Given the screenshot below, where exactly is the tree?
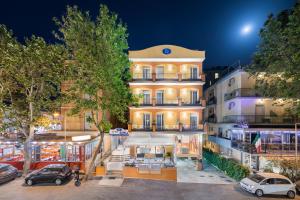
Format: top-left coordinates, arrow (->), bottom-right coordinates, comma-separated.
247,3 -> 300,115
55,5 -> 135,180
0,25 -> 67,174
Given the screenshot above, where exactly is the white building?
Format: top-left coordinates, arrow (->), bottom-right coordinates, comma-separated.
204,68 -> 299,170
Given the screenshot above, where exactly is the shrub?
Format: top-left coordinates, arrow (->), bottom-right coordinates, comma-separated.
203,148 -> 250,181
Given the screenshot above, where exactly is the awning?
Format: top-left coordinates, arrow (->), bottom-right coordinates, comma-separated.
123,133 -> 175,147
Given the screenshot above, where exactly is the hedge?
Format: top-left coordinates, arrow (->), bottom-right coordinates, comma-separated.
203,148 -> 250,181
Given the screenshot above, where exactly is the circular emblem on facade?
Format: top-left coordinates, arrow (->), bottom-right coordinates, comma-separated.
162,48 -> 171,55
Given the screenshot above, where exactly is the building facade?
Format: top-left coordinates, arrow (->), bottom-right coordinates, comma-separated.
204,68 -> 300,170
128,45 -> 206,160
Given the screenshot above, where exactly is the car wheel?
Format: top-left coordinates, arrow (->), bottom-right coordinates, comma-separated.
55,178 -> 62,185
255,189 -> 263,197
287,190 -> 295,199
26,179 -> 33,186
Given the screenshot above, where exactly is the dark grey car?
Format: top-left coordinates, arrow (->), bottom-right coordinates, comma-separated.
0,164 -> 18,184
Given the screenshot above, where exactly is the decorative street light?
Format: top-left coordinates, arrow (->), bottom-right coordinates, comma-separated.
295,123 -> 300,175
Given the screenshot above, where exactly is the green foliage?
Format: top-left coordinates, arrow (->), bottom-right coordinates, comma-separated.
55,4 -> 135,134
247,3 -> 300,115
0,24 -> 68,136
203,148 -> 250,181
270,159 -> 299,182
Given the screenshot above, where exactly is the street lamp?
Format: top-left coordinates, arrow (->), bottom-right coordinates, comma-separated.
295,123 -> 300,175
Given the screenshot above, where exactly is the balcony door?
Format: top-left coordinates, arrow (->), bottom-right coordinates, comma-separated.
143,113 -> 151,130
156,66 -> 164,79
143,90 -> 150,105
190,90 -> 198,104
156,113 -> 164,130
255,104 -> 265,123
190,67 -> 198,79
156,90 -> 164,105
190,113 -> 198,130
142,67 -> 151,79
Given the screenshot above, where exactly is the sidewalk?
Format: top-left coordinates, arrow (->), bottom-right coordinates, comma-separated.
176,159 -> 236,184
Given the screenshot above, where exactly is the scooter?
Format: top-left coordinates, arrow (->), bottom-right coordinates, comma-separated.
74,168 -> 81,187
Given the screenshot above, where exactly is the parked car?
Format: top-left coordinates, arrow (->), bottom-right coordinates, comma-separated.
0,163 -> 18,184
25,164 -> 72,186
240,173 -> 296,199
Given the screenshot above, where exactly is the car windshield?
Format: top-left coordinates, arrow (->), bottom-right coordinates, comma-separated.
0,165 -> 9,173
248,174 -> 265,183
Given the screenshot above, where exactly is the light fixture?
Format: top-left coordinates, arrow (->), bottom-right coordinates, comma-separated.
168,64 -> 173,71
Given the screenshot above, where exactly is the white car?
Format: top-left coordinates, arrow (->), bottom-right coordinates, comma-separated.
240,173 -> 296,199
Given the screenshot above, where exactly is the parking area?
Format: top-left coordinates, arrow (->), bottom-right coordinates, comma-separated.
177,159 -> 236,184
0,177 -> 299,200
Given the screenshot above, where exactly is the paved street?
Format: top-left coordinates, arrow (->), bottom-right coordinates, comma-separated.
0,178 -> 299,200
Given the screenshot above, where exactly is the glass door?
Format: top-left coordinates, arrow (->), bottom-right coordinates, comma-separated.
143,90 -> 150,105
156,66 -> 164,79
190,90 -> 198,104
143,113 -> 151,130
156,113 -> 164,130
190,67 -> 198,80
190,114 -> 198,130
142,67 -> 151,79
156,90 -> 164,105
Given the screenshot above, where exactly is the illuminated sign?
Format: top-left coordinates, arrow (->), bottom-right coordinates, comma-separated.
162,48 -> 171,55
72,135 -> 91,142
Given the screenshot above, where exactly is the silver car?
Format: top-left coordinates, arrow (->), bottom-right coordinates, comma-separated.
240,173 -> 296,199
0,163 -> 18,184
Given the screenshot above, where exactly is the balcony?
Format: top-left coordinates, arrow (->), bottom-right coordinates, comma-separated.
129,123 -> 204,132
223,115 -> 300,124
132,124 -> 152,131
208,135 -> 231,149
156,125 -> 179,131
137,98 -> 204,107
206,115 -> 217,123
224,88 -> 261,101
231,140 -> 300,154
131,72 -> 205,82
207,96 -> 216,105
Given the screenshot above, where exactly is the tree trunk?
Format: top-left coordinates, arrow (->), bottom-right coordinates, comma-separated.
22,125 -> 34,176
84,131 -> 105,181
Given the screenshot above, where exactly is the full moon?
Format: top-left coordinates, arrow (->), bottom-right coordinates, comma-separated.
241,24 -> 252,35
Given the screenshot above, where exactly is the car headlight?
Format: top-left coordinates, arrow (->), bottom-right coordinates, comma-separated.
250,185 -> 255,189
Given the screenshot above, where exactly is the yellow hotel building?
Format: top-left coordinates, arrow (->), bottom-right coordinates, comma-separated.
128,45 -> 206,158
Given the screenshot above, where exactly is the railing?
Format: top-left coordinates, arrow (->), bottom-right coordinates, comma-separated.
182,124 -> 203,131
132,73 -> 152,80
181,100 -> 202,106
231,140 -> 300,154
140,100 -> 152,106
156,73 -> 178,80
207,96 -> 217,105
131,72 -> 205,82
181,73 -> 201,80
132,124 -> 152,131
156,99 -> 179,106
224,88 -> 261,101
223,115 -> 300,124
206,115 -> 217,123
156,125 -> 179,131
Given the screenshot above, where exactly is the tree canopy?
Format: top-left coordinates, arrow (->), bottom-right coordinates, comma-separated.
55,4 -> 135,179
248,3 -> 300,115
0,24 -> 68,173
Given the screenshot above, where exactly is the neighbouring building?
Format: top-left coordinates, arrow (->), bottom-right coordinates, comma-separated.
127,45 -> 206,164
204,67 -> 300,171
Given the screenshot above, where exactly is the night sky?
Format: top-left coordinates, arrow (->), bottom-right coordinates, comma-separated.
0,0 -> 296,67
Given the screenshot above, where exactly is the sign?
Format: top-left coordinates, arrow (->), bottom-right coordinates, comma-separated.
109,128 -> 129,136
72,135 -> 91,142
162,48 -> 171,55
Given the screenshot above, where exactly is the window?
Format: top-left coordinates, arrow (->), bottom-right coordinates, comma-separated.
228,77 -> 235,86
261,178 -> 275,185
248,174 -> 265,183
215,73 -> 219,79
275,178 -> 291,184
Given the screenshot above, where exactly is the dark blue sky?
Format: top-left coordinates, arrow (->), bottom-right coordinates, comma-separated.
0,0 -> 296,67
